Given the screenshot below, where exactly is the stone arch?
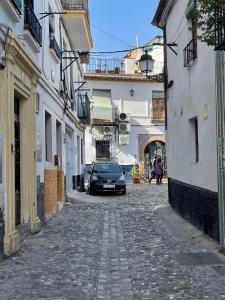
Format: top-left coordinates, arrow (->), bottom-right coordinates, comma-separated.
139,135 -> 165,174
139,135 -> 165,162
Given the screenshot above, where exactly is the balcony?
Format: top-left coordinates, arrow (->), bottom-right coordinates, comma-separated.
183,39 -> 197,67
84,59 -> 125,74
60,0 -> 93,51
24,0 -> 42,46
77,93 -> 90,123
49,36 -> 61,60
10,0 -> 22,14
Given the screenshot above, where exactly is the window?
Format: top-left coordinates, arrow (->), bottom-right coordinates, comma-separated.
81,139 -> 84,164
48,6 -> 55,36
189,117 -> 199,163
36,93 -> 40,113
96,140 -> 111,160
184,4 -> 197,67
152,91 -> 165,122
191,18 -> 197,61
56,121 -> 62,164
45,111 -> 52,162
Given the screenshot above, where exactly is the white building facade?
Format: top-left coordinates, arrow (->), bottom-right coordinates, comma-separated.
84,38 -> 165,180
153,0 -> 219,240
0,0 -> 92,255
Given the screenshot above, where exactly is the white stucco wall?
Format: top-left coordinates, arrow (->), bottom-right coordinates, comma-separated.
85,78 -> 165,165
165,0 -> 217,192
0,0 -> 86,189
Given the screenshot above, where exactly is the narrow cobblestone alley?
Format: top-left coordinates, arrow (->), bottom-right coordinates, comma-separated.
1,185 -> 225,300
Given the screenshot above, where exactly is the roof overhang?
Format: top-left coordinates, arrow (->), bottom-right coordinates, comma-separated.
152,0 -> 177,29
61,10 -> 93,51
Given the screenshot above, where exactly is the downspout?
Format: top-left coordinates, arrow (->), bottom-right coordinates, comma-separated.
163,27 -> 168,130
215,50 -> 225,247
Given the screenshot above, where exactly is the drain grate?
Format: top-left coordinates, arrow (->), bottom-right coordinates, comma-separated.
212,265 -> 225,275
175,252 -> 225,266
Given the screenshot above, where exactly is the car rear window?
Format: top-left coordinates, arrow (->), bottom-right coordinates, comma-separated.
94,163 -> 122,173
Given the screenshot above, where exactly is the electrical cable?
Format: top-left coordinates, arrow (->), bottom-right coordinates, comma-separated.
91,23 -> 135,48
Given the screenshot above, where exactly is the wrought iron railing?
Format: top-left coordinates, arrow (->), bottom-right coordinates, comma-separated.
10,0 -> 22,14
50,36 -> 61,59
84,59 -> 125,74
183,39 -> 197,67
24,0 -> 42,46
77,93 -> 90,123
215,6 -> 225,50
61,0 -> 88,10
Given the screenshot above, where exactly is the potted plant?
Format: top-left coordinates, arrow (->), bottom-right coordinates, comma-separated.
130,165 -> 139,184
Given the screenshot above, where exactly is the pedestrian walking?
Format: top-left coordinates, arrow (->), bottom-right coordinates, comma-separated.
149,155 -> 157,184
155,157 -> 163,185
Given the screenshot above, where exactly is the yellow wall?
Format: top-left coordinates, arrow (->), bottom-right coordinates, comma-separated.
0,33 -> 41,255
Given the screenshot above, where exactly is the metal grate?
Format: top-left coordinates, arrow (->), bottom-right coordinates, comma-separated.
213,265 -> 225,275
175,252 -> 225,266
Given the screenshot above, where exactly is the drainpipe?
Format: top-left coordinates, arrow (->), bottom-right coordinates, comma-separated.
163,27 -> 168,130
215,50 -> 225,247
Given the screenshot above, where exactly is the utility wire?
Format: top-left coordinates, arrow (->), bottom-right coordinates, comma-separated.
92,23 -> 135,48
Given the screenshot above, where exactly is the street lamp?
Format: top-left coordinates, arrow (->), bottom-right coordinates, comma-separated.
139,51 -> 154,78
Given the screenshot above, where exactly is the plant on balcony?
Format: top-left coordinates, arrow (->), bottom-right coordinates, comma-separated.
187,0 -> 225,46
130,165 -> 139,184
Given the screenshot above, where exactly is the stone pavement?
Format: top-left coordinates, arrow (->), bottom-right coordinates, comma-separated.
1,184 -> 225,299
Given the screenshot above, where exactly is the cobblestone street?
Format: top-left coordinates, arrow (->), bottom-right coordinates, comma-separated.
1,184 -> 225,299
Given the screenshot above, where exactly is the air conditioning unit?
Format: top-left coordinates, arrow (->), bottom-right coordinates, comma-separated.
119,134 -> 129,145
119,112 -> 131,122
103,126 -> 113,136
119,123 -> 131,133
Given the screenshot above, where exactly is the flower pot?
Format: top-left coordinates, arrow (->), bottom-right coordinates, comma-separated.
132,177 -> 139,184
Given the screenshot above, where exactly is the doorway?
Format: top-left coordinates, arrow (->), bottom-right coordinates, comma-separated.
144,141 -> 167,178
65,129 -> 74,192
14,98 -> 21,225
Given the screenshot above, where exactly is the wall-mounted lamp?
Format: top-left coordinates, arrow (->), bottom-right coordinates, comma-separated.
168,80 -> 174,88
130,89 -> 135,97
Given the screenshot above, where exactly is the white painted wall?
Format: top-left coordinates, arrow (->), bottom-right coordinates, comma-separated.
85,78 -> 165,165
0,0 -> 86,188
165,0 -> 217,192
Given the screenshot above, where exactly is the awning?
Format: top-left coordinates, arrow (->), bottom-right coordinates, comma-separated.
91,90 -> 113,122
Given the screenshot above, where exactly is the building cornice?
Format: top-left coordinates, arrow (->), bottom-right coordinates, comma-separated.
84,73 -> 164,83
152,0 -> 177,28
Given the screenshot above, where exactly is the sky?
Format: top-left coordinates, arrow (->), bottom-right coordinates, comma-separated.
89,0 -> 162,58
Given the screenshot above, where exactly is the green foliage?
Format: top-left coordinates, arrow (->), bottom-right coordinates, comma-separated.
188,0 -> 225,46
130,165 -> 139,177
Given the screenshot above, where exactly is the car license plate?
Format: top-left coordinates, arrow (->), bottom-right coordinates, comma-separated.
104,184 -> 115,188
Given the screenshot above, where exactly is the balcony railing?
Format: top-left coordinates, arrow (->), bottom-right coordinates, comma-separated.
77,93 -> 90,123
84,59 -> 125,74
10,0 -> 22,14
24,0 -> 42,46
183,39 -> 197,67
61,0 -> 88,10
50,36 -> 61,59
215,6 -> 225,50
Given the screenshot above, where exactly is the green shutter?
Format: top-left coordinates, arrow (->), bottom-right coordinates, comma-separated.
92,90 -> 113,121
